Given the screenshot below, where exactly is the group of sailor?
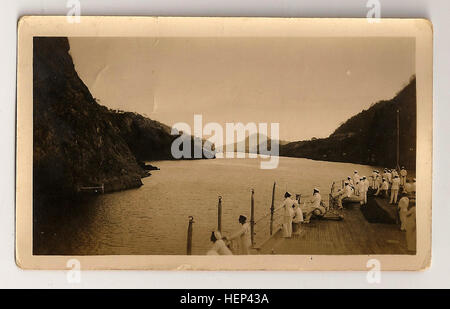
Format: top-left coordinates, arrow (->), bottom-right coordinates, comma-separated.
207,214 -> 252,255
333,166 -> 411,207
338,170 -> 370,207
279,188 -> 325,238
371,167 -> 409,204
208,187 -> 325,255
208,166 -> 415,254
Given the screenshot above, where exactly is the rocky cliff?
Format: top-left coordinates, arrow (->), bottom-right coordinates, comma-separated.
33,37 -> 211,199
34,37 -> 147,196
280,77 -> 417,169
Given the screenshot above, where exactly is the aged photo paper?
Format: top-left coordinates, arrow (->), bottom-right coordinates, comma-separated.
16,16 -> 432,270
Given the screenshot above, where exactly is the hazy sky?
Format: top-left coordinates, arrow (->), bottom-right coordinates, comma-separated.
69,37 -> 415,142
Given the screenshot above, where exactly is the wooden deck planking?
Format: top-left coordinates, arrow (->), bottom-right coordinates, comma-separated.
257,203 -> 411,255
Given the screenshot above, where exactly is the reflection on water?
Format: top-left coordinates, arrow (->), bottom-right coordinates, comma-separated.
34,156 -> 375,255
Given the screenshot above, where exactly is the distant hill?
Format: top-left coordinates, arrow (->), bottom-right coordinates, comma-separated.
111,111 -> 214,161
280,77 -> 416,170
222,133 -> 289,154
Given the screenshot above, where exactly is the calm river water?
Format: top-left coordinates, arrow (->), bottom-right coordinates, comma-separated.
35,156 -> 375,255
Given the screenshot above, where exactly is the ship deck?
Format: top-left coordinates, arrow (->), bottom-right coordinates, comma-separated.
257,203 -> 412,255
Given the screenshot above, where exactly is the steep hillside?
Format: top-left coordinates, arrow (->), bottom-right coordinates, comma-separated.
33,37 -> 213,200
280,77 -> 416,169
113,111 -> 215,161
33,37 -> 148,197
111,111 -> 176,161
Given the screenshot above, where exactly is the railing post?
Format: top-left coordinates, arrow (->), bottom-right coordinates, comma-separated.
250,189 -> 255,246
186,216 -> 194,255
270,182 -> 276,236
217,196 -> 222,233
396,108 -> 400,170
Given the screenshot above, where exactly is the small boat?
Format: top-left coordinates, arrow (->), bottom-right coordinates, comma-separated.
77,184 -> 105,195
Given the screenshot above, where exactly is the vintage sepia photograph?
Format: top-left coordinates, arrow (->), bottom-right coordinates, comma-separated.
16,17 -> 433,270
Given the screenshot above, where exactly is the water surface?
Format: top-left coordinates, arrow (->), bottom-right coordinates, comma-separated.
35,156 -> 375,255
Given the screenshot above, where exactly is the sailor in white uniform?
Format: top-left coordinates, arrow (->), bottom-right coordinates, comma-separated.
390,175 -> 401,204
304,188 -> 324,223
392,169 -> 399,178
292,197 -> 304,235
279,192 -> 295,237
400,166 -> 407,187
228,215 -> 252,255
353,170 -> 360,188
371,170 -> 377,188
383,169 -> 391,188
404,178 -> 416,193
397,195 -> 409,231
375,178 -> 389,197
363,176 -> 370,203
358,176 -> 369,204
375,171 -> 382,189
311,188 -> 322,209
344,182 -> 354,198
347,176 -> 354,186
208,231 -> 233,255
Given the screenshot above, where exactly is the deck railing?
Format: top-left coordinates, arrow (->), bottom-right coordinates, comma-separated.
251,200 -> 285,249
186,180 -> 338,255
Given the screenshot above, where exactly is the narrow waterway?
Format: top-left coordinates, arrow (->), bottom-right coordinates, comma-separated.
34,156 -> 376,255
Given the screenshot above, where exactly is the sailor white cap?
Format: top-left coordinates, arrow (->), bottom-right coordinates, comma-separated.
354,170 -> 358,173
313,188 -> 320,193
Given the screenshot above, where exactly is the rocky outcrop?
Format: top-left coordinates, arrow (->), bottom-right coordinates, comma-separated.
112,111 -> 216,161
33,37 -> 149,196
280,77 -> 417,170
111,112 -> 175,161
33,37 -> 214,199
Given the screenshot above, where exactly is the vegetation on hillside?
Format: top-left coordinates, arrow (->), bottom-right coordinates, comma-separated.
280,76 -> 416,170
